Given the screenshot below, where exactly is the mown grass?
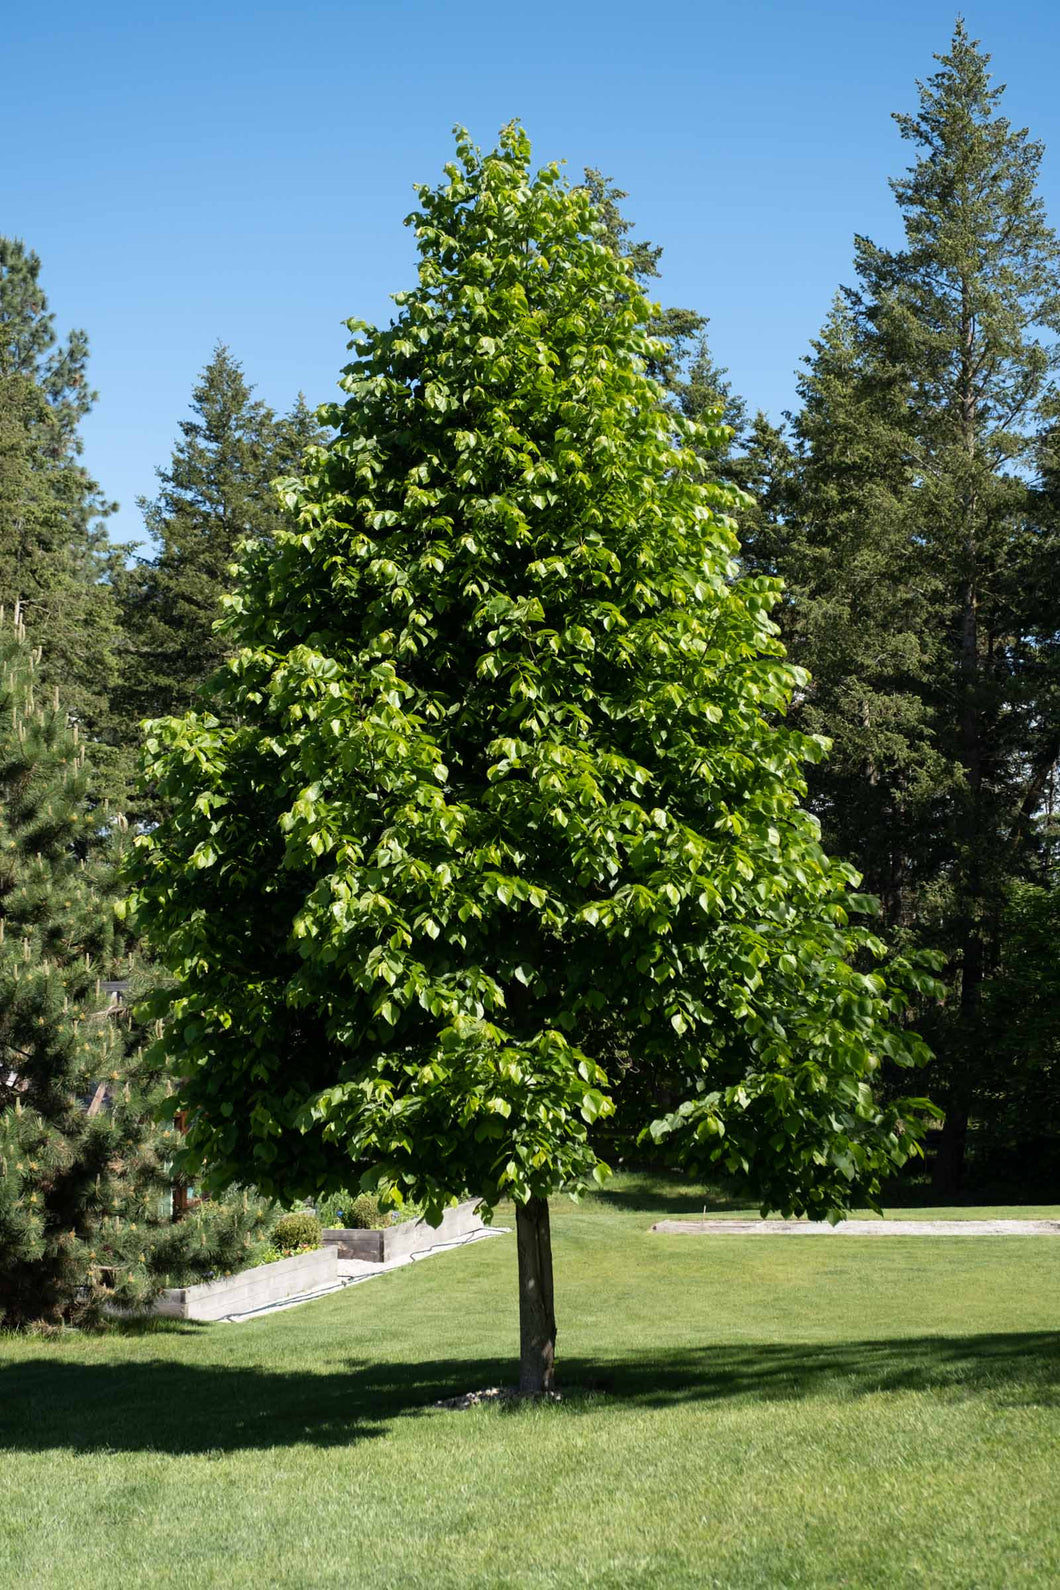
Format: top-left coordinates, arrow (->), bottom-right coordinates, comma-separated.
2,1176 -> 1058,1589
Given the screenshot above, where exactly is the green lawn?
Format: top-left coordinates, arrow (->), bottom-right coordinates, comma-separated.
2,1177 -> 1059,1589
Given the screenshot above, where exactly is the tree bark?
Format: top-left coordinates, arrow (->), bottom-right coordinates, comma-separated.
931,1093 -> 969,1195
932,570 -> 983,1196
516,1196 -> 556,1395
932,927 -> 983,1195
948,284 -> 983,1194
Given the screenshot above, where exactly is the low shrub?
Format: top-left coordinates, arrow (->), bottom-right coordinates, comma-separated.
245,1244 -> 283,1269
349,1193 -> 384,1229
170,1187 -> 277,1285
314,1189 -> 358,1229
313,1190 -> 425,1228
315,1191 -> 384,1229
388,1197 -> 423,1226
271,1212 -> 322,1254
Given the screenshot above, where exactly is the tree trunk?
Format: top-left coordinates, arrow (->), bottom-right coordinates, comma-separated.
516,1196 -> 557,1395
945,331 -> 982,1194
932,924 -> 983,1194
931,1094 -> 969,1195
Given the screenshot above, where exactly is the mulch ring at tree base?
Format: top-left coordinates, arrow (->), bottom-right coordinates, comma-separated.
433,1386 -> 564,1410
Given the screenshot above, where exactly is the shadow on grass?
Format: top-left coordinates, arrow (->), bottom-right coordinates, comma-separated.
590,1173 -> 745,1218
878,1181 -> 1058,1211
562,1332 -> 1060,1411
2,1331 -> 1057,1454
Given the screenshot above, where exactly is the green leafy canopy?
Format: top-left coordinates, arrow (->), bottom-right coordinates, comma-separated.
129,124 -> 939,1225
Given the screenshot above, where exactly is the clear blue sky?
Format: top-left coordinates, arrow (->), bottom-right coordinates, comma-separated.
3,0 -> 1059,547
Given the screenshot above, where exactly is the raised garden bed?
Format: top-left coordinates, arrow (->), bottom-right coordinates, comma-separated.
324,1198 -> 485,1262
154,1245 -> 338,1321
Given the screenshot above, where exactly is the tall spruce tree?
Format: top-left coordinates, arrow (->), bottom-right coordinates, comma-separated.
768,25 -> 1060,1187
578,169 -> 747,455
130,126 -> 936,1394
579,168 -> 707,394
735,411 -> 796,583
778,296 -> 956,928
0,241 -> 123,782
0,621 -> 270,1326
117,345 -> 325,732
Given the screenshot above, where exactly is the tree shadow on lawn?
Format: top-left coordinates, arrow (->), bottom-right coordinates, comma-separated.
590,1174 -> 745,1218
2,1331 -> 1057,1455
564,1331 -> 1060,1412
878,1177 -> 1057,1211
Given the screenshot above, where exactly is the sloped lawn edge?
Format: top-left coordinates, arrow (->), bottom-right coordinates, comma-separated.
155,1246 -> 337,1321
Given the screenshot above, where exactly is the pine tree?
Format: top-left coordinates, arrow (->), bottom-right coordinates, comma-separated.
767,25 -> 1060,1187
735,411 -> 795,582
116,345 -> 325,732
131,127 -> 936,1393
778,296 -> 956,928
972,879 -> 1060,1185
0,240 -> 123,779
578,169 -> 744,436
0,622 -> 267,1327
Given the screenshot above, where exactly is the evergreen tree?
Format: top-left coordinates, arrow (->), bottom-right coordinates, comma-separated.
779,296 -> 955,928
131,127 -> 936,1394
972,879 -> 1060,1186
767,25 -> 1060,1187
116,345 -> 325,732
735,411 -> 796,582
0,240 -> 123,778
0,622 -> 268,1327
578,169 -> 746,449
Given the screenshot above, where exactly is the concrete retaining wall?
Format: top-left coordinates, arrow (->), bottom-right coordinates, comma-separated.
324,1198 -> 485,1263
155,1245 -> 337,1321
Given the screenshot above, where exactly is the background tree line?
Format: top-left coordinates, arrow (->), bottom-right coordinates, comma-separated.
600,24 -> 1060,1194
0,21 -> 1056,1320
